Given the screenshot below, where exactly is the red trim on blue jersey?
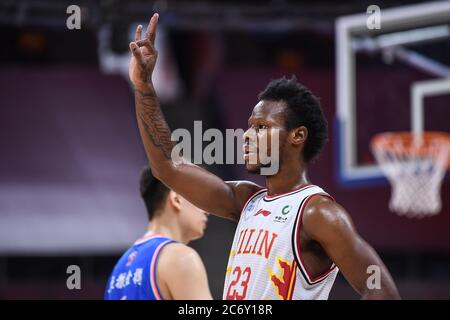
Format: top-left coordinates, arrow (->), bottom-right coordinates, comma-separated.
149,239 -> 174,300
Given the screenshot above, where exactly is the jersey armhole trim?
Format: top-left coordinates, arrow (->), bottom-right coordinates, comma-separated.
149,239 -> 175,300
291,193 -> 337,286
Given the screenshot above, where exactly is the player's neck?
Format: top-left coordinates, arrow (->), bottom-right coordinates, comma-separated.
145,217 -> 189,244
265,160 -> 309,196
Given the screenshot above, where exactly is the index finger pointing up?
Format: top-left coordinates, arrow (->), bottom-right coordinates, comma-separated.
135,24 -> 143,42
146,13 -> 159,45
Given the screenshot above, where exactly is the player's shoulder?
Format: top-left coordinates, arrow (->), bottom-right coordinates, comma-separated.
159,242 -> 201,261
302,194 -> 353,234
155,243 -> 210,299
157,242 -> 204,273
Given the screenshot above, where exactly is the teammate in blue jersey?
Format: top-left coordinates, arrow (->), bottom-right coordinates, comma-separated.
105,167 -> 212,300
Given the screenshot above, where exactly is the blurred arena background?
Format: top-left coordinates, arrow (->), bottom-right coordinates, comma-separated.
0,0 -> 449,299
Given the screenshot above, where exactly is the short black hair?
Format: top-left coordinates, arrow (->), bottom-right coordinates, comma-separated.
258,76 -> 328,163
139,167 -> 170,220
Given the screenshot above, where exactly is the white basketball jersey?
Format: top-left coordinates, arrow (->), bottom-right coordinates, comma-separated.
223,185 -> 339,300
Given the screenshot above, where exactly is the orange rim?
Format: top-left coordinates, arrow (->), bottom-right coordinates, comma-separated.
371,131 -> 450,168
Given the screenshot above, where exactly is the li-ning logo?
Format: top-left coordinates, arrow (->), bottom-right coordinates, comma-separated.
254,209 -> 272,217
126,251 -> 138,266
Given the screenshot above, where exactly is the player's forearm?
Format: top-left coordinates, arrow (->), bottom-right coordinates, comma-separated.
360,250 -> 401,300
133,83 -> 243,219
358,252 -> 401,300
361,284 -> 401,300
134,83 -> 175,176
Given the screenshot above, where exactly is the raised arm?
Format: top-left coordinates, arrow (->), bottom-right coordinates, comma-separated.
128,14 -> 260,221
303,196 -> 401,299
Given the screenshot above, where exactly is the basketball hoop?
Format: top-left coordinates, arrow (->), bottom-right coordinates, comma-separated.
371,131 -> 450,218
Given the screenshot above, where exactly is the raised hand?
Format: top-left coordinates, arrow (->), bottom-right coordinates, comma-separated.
129,13 -> 159,89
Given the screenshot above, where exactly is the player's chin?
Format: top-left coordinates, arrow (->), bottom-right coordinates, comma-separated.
192,228 -> 205,241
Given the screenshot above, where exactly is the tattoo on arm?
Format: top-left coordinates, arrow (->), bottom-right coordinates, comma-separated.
135,86 -> 174,159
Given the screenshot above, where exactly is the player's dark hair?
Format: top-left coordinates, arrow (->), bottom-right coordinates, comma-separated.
258,76 -> 328,163
139,166 -> 170,221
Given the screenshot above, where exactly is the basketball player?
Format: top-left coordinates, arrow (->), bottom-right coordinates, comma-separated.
128,13 -> 400,299
105,167 -> 212,300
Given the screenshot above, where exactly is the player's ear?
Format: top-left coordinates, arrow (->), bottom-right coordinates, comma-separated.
290,126 -> 308,146
168,190 -> 182,212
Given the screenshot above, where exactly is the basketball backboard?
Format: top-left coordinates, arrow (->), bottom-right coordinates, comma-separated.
335,1 -> 450,187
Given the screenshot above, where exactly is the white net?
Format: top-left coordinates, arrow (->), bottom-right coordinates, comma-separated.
371,132 -> 450,218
